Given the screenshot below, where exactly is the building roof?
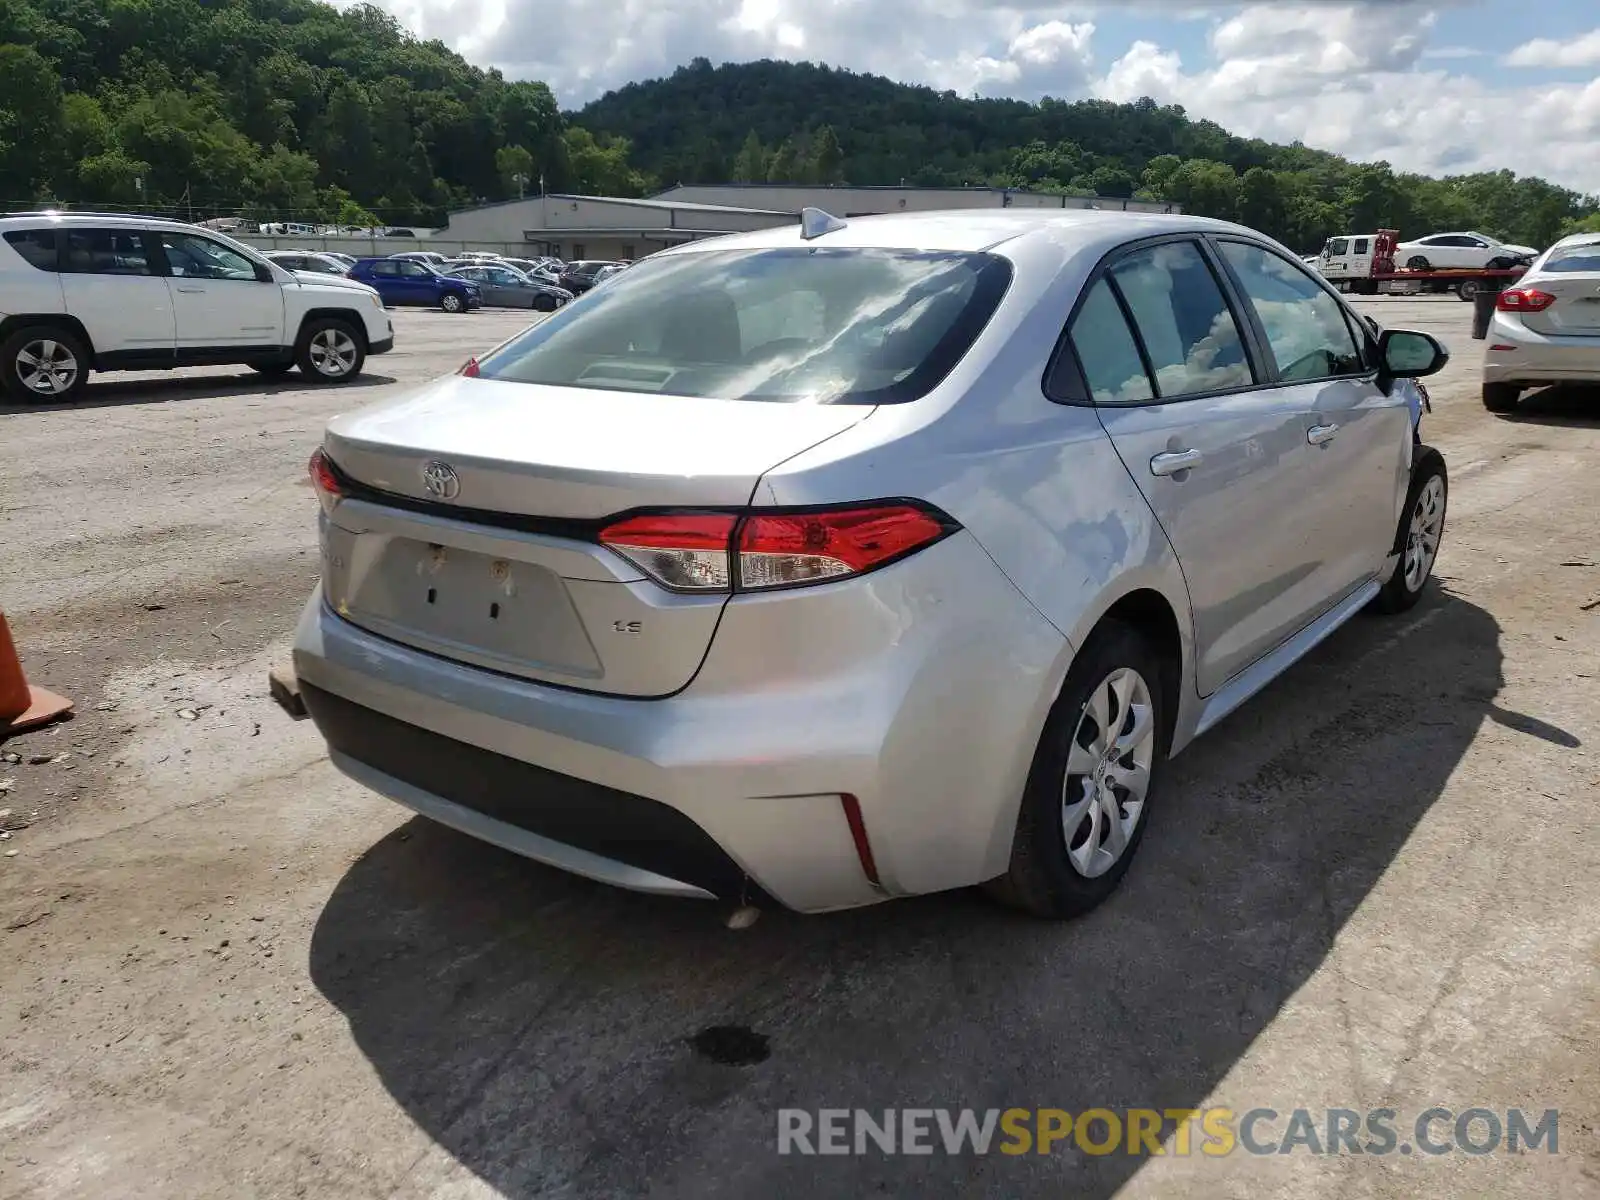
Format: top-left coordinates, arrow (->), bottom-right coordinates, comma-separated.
445,192 -> 793,221
546,193 -> 792,216
520,227 -> 755,239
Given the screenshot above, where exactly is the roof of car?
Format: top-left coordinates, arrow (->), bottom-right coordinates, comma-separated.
655,208 -> 1263,258
0,211 -> 228,234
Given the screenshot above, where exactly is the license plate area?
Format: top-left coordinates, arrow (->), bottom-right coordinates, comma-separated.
343,537 -> 602,678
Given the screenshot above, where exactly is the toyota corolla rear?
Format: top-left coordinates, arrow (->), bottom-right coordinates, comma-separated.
292,237 -> 1068,912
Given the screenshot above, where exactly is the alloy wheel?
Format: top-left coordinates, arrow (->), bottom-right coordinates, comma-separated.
1061,667 -> 1155,879
307,328 -> 358,377
15,338 -> 79,396
1404,475 -> 1445,591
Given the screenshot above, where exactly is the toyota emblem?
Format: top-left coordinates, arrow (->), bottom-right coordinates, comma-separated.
421,460 -> 461,500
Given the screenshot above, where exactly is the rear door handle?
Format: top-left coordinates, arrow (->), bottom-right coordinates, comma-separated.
174,285 -> 206,294
1150,448 -> 1204,477
1307,422 -> 1340,446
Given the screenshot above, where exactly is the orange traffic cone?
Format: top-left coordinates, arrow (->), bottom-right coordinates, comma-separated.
0,612 -> 72,735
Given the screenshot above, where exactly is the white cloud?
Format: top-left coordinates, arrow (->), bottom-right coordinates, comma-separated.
335,0 -> 1600,193
1505,30 -> 1600,69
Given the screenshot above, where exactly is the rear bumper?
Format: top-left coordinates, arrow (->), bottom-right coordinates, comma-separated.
1483,314 -> 1600,385
301,680 -> 769,903
292,531 -> 1070,912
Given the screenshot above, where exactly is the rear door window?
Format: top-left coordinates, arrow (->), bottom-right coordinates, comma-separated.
4,229 -> 59,270
1218,241 -> 1365,381
61,229 -> 155,276
1108,241 -> 1255,398
1065,279 -> 1153,404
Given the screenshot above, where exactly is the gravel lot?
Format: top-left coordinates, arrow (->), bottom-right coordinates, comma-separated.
1,300 -> 1596,1199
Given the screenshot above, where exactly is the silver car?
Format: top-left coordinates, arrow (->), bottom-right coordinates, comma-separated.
1482,232 -> 1600,412
444,263 -> 574,311
292,209 -> 1449,917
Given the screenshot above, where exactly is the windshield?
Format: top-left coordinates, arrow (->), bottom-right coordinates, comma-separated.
1540,245 -> 1600,273
474,246 -> 1013,404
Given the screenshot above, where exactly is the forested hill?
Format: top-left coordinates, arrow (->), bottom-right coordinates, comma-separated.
577,58 -> 1599,252
0,0 -> 646,226
3,1 -> 1595,249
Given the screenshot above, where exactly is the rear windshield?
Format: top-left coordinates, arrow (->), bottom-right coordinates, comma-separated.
1540,246 -> 1600,273
475,246 -> 1013,404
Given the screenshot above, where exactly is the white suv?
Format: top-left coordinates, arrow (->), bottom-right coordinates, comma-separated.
0,212 -> 394,402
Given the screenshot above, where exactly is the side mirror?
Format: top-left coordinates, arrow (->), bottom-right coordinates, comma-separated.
1379,329 -> 1448,378
254,262 -> 275,283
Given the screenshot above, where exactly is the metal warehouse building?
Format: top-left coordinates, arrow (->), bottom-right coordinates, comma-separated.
434,185 -> 1181,260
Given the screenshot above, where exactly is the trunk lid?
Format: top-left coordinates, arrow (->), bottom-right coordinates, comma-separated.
319,376 -> 872,696
1519,272 -> 1600,337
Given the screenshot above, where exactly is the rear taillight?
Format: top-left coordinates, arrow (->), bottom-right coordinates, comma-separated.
596,502 -> 956,593
1497,288 -> 1555,313
599,512 -> 738,591
308,448 -> 343,511
738,505 -> 951,589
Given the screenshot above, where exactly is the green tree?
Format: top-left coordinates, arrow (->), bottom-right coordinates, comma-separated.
1165,159 -> 1240,220
767,136 -> 800,183
0,43 -> 66,197
495,144 -> 534,196
1237,167 -> 1286,239
811,125 -> 844,184
560,127 -> 648,196
1141,154 -> 1183,197
731,130 -> 768,183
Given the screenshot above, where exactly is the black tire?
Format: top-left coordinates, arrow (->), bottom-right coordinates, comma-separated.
249,361 -> 294,376
1406,255 -> 1431,271
533,295 -> 557,313
1,325 -> 90,403
1371,447 -> 1447,615
294,317 -> 366,385
1482,382 -> 1520,413
1455,279 -> 1480,302
1485,256 -> 1513,270
985,620 -> 1169,919
440,292 -> 465,313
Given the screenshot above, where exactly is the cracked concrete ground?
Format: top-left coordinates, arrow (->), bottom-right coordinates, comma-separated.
0,301 -> 1596,1199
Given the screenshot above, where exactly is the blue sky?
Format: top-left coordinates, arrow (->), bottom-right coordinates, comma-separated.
350,1 -> 1600,192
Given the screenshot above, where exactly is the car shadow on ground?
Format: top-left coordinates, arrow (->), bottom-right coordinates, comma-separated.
0,371 -> 398,414
1501,384 -> 1600,429
310,587 -> 1502,1199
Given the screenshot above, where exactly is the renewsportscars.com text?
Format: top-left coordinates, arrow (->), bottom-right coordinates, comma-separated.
776,1107 -> 1559,1158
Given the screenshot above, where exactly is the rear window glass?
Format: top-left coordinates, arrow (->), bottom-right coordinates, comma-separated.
1541,246 -> 1600,273
474,247 -> 1013,404
4,229 -> 58,270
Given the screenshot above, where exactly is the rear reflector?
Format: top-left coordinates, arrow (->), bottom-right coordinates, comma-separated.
1497,288 -> 1556,313
840,793 -> 882,888
595,502 -> 956,594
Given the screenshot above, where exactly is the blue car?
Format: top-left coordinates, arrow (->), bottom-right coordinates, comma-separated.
349,258 -> 481,313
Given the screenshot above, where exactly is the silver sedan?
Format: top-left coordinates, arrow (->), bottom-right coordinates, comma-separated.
1482,233 -> 1600,412
292,208 -> 1449,917
445,264 -> 573,311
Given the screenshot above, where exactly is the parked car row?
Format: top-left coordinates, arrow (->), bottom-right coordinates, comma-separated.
258,247 -> 599,313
